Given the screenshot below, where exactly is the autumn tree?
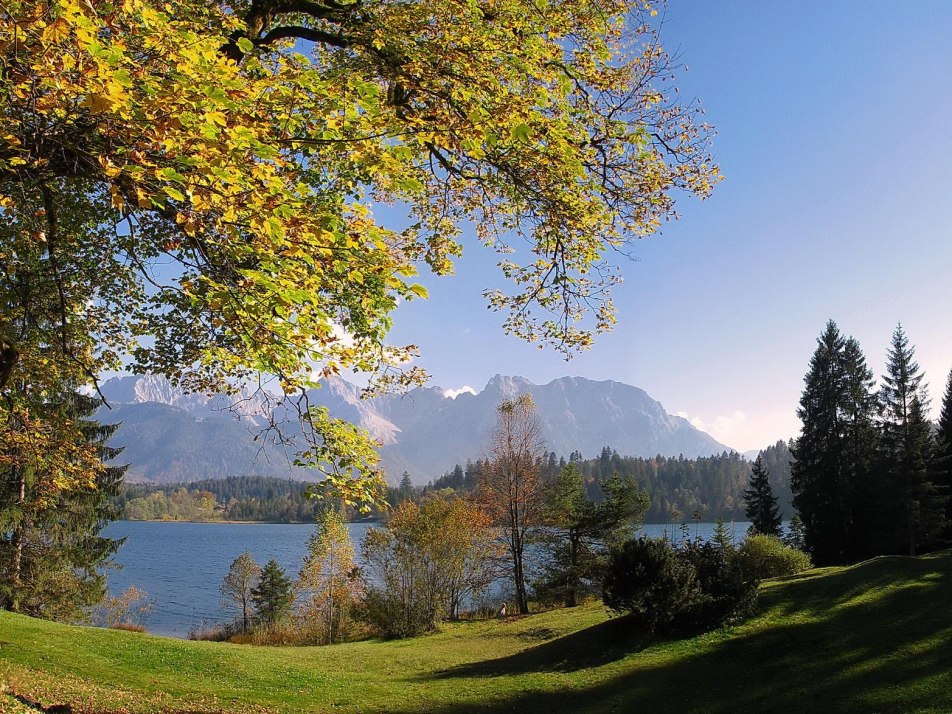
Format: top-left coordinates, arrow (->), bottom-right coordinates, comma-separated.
0,0 -> 719,504
360,494 -> 498,637
296,508 -> 360,644
478,394 -> 545,614
743,456 -> 781,537
221,551 -> 261,632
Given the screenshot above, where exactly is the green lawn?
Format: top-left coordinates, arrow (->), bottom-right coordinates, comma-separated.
2,550 -> 950,713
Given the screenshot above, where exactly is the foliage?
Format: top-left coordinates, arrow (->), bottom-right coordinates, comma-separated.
220,551 -> 261,633
601,537 -> 699,634
98,584 -> 153,631
736,534 -> 811,581
0,390 -> 126,620
296,508 -> 360,644
478,394 -> 546,614
251,560 -> 294,628
441,447 -> 780,523
536,465 -> 647,607
676,539 -> 757,630
742,456 -> 781,537
0,0 -> 719,506
360,495 -> 499,638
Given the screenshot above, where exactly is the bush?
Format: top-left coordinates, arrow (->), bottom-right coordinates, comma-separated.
677,540 -> 758,630
737,534 -> 812,580
602,538 -> 700,633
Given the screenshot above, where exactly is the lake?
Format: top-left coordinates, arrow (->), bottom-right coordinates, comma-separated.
102,519 -> 753,637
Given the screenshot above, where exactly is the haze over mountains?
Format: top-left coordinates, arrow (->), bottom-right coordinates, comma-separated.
98,374 -> 733,484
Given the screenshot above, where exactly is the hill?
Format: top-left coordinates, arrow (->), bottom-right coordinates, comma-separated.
1,550 -> 949,713
98,374 -> 733,484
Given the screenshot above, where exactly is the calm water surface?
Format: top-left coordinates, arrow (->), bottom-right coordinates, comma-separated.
102,520 -> 752,637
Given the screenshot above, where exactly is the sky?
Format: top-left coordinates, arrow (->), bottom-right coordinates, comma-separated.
368,2 -> 952,454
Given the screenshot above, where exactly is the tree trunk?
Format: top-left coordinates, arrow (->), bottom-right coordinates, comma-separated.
10,467 -> 26,613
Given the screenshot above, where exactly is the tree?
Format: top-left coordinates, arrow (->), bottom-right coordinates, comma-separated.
0,0 -> 719,505
360,495 -> 498,637
478,395 -> 545,614
936,368 -> 952,541
221,551 -> 261,632
743,456 -> 781,537
297,508 -> 360,644
791,322 -> 879,564
879,325 -> 945,555
251,560 -> 294,627
538,465 -> 647,607
0,390 -> 126,620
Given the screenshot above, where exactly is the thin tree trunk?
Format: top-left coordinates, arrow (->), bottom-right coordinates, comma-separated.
10,467 -> 26,613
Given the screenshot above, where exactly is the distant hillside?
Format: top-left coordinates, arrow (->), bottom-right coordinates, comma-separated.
98,374 -> 733,484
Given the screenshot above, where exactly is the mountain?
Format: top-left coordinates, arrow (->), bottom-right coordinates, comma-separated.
97,374 -> 733,484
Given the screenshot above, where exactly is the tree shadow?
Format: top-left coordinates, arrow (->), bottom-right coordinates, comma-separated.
400,554 -> 952,713
427,615 -> 650,679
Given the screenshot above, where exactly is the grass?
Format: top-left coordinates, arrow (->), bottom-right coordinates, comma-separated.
1,550 -> 950,713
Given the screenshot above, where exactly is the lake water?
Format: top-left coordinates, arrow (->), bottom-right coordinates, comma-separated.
102,520 -> 752,637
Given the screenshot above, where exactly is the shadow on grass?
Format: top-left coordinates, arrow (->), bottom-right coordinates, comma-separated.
428,615 -> 650,678
401,552 -> 952,714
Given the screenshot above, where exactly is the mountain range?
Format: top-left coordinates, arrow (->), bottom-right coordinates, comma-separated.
97,374 -> 733,484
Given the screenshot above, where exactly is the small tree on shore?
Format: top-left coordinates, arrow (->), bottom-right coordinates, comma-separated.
297,508 -> 360,644
744,456 -> 782,537
221,551 -> 261,632
252,560 -> 294,628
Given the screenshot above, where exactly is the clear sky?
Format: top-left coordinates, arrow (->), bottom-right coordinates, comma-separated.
377,1 -> 952,453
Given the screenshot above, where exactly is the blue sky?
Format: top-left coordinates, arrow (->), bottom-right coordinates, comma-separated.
377,2 -> 952,453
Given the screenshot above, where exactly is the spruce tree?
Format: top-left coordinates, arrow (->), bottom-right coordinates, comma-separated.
0,390 -> 126,620
791,321 -> 850,564
743,456 -> 781,536
879,325 -> 944,555
251,560 -> 294,627
937,368 -> 952,542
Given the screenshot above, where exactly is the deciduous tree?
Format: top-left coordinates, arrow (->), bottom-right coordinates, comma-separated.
221,551 -> 261,632
0,0 -> 718,503
478,395 -> 545,614
297,508 -> 360,644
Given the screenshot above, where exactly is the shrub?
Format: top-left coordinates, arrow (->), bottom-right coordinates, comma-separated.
602,538 -> 700,633
677,540 -> 758,630
737,534 -> 812,580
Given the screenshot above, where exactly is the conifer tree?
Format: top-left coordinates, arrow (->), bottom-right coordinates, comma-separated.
743,456 -> 782,537
879,325 -> 944,555
251,560 -> 294,627
937,368 -> 952,541
0,390 -> 126,620
791,321 -> 851,564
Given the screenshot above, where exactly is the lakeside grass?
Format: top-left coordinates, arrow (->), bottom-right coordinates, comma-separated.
1,550 -> 950,713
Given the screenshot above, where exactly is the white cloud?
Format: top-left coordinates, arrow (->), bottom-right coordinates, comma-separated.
443,386 -> 478,399
676,410 -> 748,444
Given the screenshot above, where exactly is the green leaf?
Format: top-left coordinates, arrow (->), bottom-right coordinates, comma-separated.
511,123 -> 532,144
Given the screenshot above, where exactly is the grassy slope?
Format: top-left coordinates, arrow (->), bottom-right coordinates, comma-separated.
1,550 -> 950,714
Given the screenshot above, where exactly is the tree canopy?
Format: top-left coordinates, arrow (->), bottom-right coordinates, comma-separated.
0,0 -> 718,500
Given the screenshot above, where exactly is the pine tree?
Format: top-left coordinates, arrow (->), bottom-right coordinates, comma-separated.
743,456 -> 781,536
251,560 -> 294,627
879,325 -> 944,555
